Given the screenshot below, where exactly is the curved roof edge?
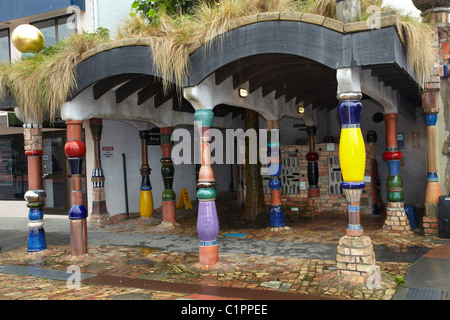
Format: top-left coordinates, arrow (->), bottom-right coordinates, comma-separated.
78,11 -> 405,65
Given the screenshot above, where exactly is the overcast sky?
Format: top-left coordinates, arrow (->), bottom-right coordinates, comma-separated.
382,0 -> 421,17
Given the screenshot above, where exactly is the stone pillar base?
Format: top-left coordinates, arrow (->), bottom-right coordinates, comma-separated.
336,235 -> 378,287
382,202 -> 413,236
423,216 -> 439,235
89,212 -> 110,227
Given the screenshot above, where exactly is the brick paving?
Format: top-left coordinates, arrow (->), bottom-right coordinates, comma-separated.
0,203 -> 443,301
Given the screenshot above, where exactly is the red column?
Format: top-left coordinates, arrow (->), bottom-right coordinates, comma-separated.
64,121 -> 88,256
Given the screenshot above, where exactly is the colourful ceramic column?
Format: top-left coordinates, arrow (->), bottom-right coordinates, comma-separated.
306,126 -> 320,198
383,113 -> 404,203
23,123 -> 46,252
338,99 -> 366,236
195,109 -> 219,266
160,127 -> 176,224
139,130 -> 154,218
89,118 -> 109,226
382,114 -> 413,234
64,121 -> 88,256
422,90 -> 442,218
267,120 -> 285,228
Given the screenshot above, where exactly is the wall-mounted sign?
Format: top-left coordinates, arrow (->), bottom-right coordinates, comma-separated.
147,127 -> 160,145
102,146 -> 114,159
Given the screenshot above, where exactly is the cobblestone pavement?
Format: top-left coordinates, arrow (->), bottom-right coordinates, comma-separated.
0,203 -> 443,301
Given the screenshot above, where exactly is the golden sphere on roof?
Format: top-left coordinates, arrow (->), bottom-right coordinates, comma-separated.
12,24 -> 45,54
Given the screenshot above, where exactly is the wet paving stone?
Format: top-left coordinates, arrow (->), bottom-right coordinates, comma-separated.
112,292 -> 153,300
0,202 -> 443,300
83,262 -> 111,272
128,259 -> 155,266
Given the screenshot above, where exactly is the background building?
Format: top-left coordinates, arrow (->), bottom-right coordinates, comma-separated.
0,0 -> 135,216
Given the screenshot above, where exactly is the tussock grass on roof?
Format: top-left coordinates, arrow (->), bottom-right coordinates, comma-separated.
0,0 -> 435,123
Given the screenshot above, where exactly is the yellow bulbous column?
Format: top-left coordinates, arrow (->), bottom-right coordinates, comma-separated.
338,99 -> 366,237
339,128 -> 366,183
139,190 -> 154,218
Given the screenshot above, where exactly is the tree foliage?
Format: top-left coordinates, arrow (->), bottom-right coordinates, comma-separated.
131,0 -> 199,24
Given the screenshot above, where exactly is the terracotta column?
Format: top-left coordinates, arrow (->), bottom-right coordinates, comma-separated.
306,125 -> 320,198
267,120 -> 285,228
23,123 -> 46,252
160,127 -> 176,225
139,130 -> 154,218
64,121 -> 88,256
89,118 -> 109,227
195,109 -> 219,266
382,113 -> 412,234
422,89 -> 442,234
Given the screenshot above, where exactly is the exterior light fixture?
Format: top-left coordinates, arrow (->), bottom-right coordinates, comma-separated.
239,88 -> 249,98
298,106 -> 305,114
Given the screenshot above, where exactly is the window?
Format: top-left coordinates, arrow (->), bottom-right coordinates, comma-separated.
0,28 -> 10,63
0,134 -> 28,199
31,14 -> 76,47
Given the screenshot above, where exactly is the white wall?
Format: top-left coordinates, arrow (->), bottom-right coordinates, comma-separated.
97,0 -> 134,36
85,120 -> 234,217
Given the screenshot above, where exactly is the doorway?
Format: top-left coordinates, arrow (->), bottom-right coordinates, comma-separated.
42,130 -> 67,214
42,130 -> 88,215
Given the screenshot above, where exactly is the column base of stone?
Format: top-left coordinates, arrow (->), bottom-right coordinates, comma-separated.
423,215 -> 439,235
89,211 -> 110,227
336,235 -> 379,287
382,202 -> 413,236
305,198 -> 322,216
198,242 -> 219,266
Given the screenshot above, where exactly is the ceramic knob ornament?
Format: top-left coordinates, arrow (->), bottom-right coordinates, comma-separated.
12,24 -> 45,58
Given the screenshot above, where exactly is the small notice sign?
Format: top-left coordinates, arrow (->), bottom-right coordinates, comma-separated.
102,146 -> 114,159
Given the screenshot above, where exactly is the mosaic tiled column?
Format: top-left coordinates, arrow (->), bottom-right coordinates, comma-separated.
195,109 -> 219,266
64,121 -> 88,256
422,89 -> 442,234
267,120 -> 285,228
89,118 -> 109,227
338,99 -> 366,237
335,75 -> 376,284
160,127 -> 176,225
382,113 -> 412,235
139,130 -> 154,218
23,123 -> 46,252
306,126 -> 320,198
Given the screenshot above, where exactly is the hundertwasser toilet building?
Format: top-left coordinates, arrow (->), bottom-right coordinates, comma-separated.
0,0 -> 449,286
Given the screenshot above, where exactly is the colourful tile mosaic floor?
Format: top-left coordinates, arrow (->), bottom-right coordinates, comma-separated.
0,202 -> 443,300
